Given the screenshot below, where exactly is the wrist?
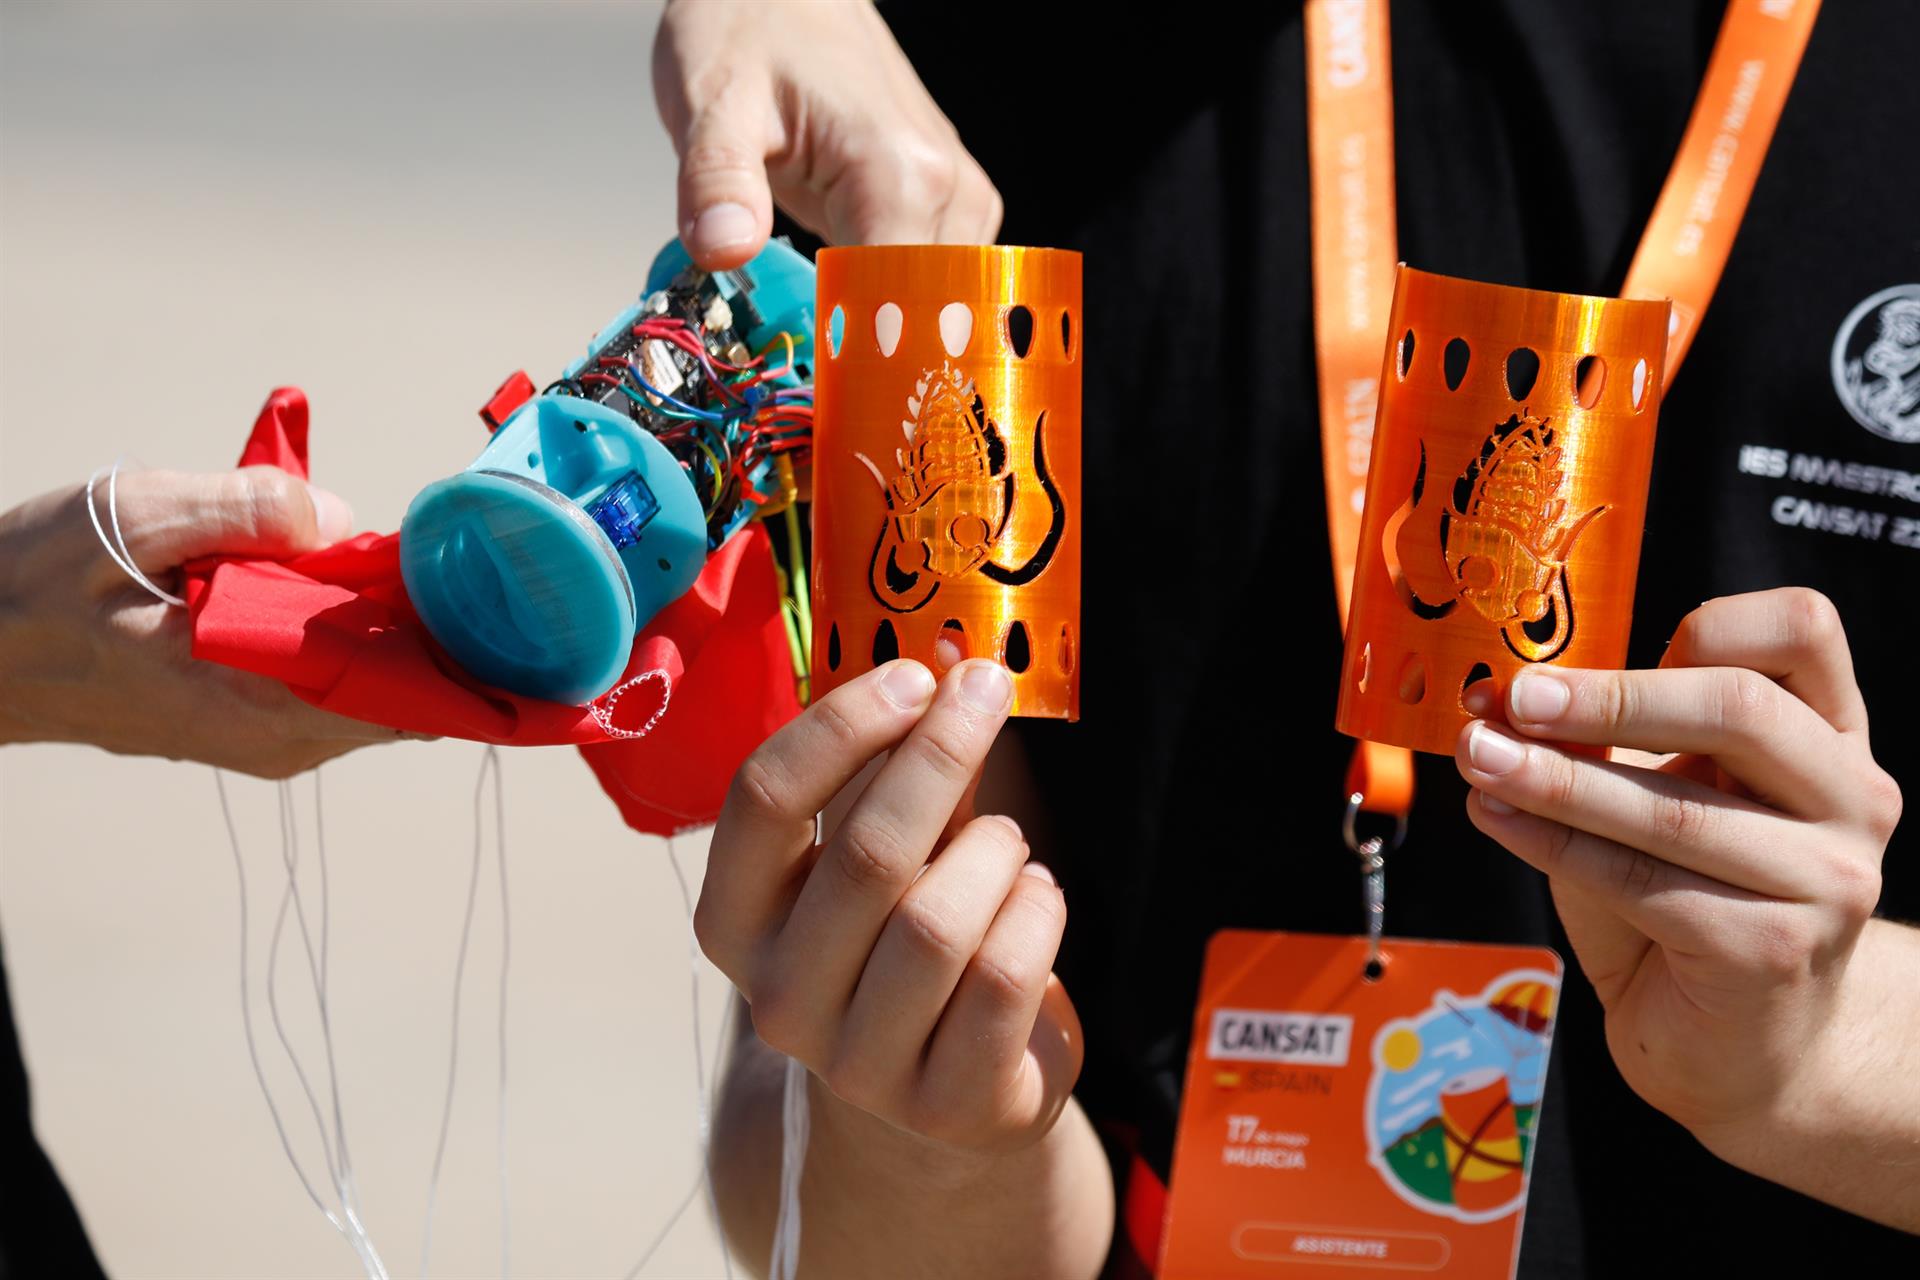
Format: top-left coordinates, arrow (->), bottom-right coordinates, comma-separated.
807,1070 -> 1022,1193
1687,921 -> 1899,1173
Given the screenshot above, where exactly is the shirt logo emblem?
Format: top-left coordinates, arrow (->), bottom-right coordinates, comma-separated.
1833,284 -> 1920,444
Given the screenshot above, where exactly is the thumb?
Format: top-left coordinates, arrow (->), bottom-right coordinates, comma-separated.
672,97 -> 777,271
117,466 -> 353,571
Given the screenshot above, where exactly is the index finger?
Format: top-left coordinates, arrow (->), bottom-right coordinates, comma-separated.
1661,588 -> 1869,735
697,660 -> 937,976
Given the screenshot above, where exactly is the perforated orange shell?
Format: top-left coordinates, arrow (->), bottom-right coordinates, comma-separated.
811,247 -> 1081,719
1336,266 -> 1671,755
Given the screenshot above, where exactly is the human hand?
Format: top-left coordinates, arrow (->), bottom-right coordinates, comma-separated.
1455,588 -> 1900,1146
697,658 -> 1080,1153
0,467 -> 408,777
653,0 -> 1002,269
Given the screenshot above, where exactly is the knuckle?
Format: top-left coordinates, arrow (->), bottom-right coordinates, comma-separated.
1861,766 -> 1904,841
907,142 -> 960,200
1783,587 -> 1844,657
728,752 -> 793,822
232,470 -> 307,545
1826,852 -> 1884,923
834,818 -> 910,893
891,895 -> 967,967
1593,672 -> 1633,730
1665,606 -> 1710,668
1541,754 -> 1580,811
1613,848 -> 1661,898
1539,820 -> 1578,873
907,721 -> 978,785
1648,789 -> 1713,850
966,950 -> 1036,1012
691,898 -> 725,964
809,697 -> 864,753
680,138 -> 759,178
1749,910 -> 1820,980
1717,668 -> 1778,738
747,983 -> 805,1057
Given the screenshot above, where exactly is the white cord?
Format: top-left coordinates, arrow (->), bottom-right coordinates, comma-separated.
768,1057 -> 810,1280
86,456 -> 186,607
217,770 -> 386,1279
275,778 -> 388,1278
216,771 -> 355,1237
422,746 -> 512,1280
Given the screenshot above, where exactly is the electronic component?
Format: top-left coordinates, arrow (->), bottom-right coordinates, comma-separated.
399,238 -> 816,703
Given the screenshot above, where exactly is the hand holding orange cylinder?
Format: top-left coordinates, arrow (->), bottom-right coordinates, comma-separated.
810,246 -> 1083,720
1337,267 -> 1671,755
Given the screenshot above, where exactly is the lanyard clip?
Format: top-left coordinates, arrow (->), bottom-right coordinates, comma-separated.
1344,792 -> 1407,982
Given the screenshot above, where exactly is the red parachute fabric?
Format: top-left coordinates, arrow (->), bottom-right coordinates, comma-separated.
181,388 -> 800,834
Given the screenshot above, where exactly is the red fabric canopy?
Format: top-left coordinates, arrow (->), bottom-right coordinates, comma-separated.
182,388 -> 800,834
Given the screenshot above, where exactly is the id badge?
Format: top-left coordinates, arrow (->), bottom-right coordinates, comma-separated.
1160,931 -> 1562,1279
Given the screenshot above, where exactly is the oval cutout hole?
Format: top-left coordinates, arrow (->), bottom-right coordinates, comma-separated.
1061,310 -> 1075,359
826,622 -> 842,672
1575,355 -> 1606,408
1631,357 -> 1650,410
1356,642 -> 1372,693
1003,620 -> 1032,672
935,618 -> 968,670
938,302 -> 973,358
875,302 -> 904,358
1006,306 -> 1034,358
526,451 -> 540,468
1505,348 -> 1540,400
1397,654 -> 1428,704
872,618 -> 899,665
1460,661 -> 1494,711
1443,338 -> 1471,391
1058,623 -> 1076,674
1397,329 -> 1416,379
827,305 -> 845,358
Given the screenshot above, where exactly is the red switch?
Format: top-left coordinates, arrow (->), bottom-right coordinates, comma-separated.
480,370 -> 536,432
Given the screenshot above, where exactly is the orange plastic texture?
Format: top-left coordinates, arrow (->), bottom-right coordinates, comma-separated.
811,246 -> 1082,719
1335,267 -> 1671,756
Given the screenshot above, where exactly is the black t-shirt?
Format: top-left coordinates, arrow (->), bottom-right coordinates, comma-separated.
880,2 -> 1918,1276
0,940 -> 105,1277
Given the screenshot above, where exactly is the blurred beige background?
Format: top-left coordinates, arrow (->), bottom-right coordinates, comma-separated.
1,2 -> 743,1275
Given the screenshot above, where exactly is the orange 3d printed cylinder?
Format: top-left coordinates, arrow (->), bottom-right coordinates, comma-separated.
811,246 -> 1082,719
1336,267 -> 1671,756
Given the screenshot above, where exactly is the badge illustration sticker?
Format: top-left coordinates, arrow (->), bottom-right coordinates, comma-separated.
1364,970 -> 1558,1224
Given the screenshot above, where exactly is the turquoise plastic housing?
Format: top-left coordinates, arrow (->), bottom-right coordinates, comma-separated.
400,395 -> 707,703
398,237 -> 816,704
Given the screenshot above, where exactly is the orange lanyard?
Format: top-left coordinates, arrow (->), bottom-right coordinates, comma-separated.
1305,0 -> 1821,823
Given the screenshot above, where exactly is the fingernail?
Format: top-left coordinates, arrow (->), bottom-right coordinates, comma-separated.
1468,722 -> 1526,776
687,202 -> 756,253
878,660 -> 935,708
1478,790 -> 1517,816
958,661 -> 1013,713
986,814 -> 1023,841
305,483 -> 353,542
1021,860 -> 1056,887
1509,671 -> 1569,725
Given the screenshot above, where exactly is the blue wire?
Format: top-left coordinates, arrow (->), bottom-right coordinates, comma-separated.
621,366 -> 725,422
